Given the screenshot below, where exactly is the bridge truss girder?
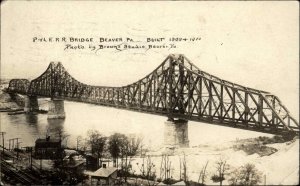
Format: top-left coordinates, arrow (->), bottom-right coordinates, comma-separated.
7,54 -> 299,135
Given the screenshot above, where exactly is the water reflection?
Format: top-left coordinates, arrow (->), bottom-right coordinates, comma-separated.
1,100 -> 273,150
25,114 -> 38,124
47,119 -> 65,139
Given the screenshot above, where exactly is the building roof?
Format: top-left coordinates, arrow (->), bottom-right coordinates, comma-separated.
36,138 -> 61,143
90,167 -> 118,178
157,181 -> 186,186
65,160 -> 85,168
173,181 -> 186,185
35,138 -> 61,148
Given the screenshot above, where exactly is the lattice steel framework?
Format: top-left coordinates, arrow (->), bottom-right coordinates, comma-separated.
7,54 -> 299,135
8,79 -> 30,95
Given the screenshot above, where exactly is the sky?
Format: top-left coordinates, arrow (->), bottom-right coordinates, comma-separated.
1,1 -> 299,118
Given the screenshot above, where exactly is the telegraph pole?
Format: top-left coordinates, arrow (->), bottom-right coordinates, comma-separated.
76,136 -> 82,151
0,132 -> 5,186
25,146 -> 34,169
17,141 -> 22,160
8,139 -> 11,150
12,138 -> 21,160
13,138 -> 20,149
0,132 -> 6,153
10,138 -> 20,150
11,139 -> 14,150
30,147 -> 33,169
8,138 -> 20,162
40,155 -> 43,170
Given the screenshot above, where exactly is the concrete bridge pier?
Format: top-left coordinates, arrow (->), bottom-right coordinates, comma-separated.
48,98 -> 65,119
24,96 -> 39,112
164,118 -> 189,148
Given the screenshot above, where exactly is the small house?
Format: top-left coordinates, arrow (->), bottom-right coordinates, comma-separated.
90,167 -> 118,185
100,158 -> 113,168
34,136 -> 62,159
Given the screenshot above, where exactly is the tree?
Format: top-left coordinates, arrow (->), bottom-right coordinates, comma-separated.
108,133 -> 127,182
87,130 -> 107,167
228,168 -> 240,186
211,157 -> 230,186
127,134 -> 143,156
108,133 -> 126,167
108,133 -> 143,183
198,161 -> 209,185
228,163 -> 262,186
119,134 -> 130,182
182,153 -> 188,182
76,135 -> 83,150
108,133 -> 142,167
136,156 -> 156,186
160,154 -> 173,183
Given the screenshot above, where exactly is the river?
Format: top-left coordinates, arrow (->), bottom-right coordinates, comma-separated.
0,98 -> 271,150
4,98 -> 298,184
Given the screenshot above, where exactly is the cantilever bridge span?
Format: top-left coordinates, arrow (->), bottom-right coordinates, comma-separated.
7,54 -> 299,137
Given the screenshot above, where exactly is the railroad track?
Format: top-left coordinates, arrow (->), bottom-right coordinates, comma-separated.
1,158 -> 42,185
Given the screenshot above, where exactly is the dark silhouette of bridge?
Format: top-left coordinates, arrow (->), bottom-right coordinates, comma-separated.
7,54 -> 299,136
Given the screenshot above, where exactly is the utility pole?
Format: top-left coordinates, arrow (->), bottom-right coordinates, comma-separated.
30,147 -> 33,169
11,139 -> 14,150
10,138 -> 20,150
8,138 -> 20,162
40,156 -> 43,170
26,146 -> 33,169
17,141 -> 22,160
8,139 -> 14,162
12,138 -> 21,159
0,132 -> 4,186
76,136 -> 82,151
0,132 -> 6,153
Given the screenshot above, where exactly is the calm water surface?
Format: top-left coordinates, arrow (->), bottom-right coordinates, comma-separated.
0,99 -> 271,149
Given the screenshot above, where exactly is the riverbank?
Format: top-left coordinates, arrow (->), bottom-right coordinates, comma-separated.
0,85 -> 22,110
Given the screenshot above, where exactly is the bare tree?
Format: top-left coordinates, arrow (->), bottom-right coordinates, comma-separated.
182,153 -> 188,182
127,134 -> 143,156
159,154 -> 172,183
211,157 -> 230,186
198,160 -> 209,185
137,155 -> 156,186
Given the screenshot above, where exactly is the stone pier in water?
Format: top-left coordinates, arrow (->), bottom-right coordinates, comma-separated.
24,96 -> 39,112
164,118 -> 189,147
48,98 -> 65,119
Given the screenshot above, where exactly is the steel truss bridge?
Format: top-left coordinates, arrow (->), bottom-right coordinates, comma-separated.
7,54 -> 299,135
